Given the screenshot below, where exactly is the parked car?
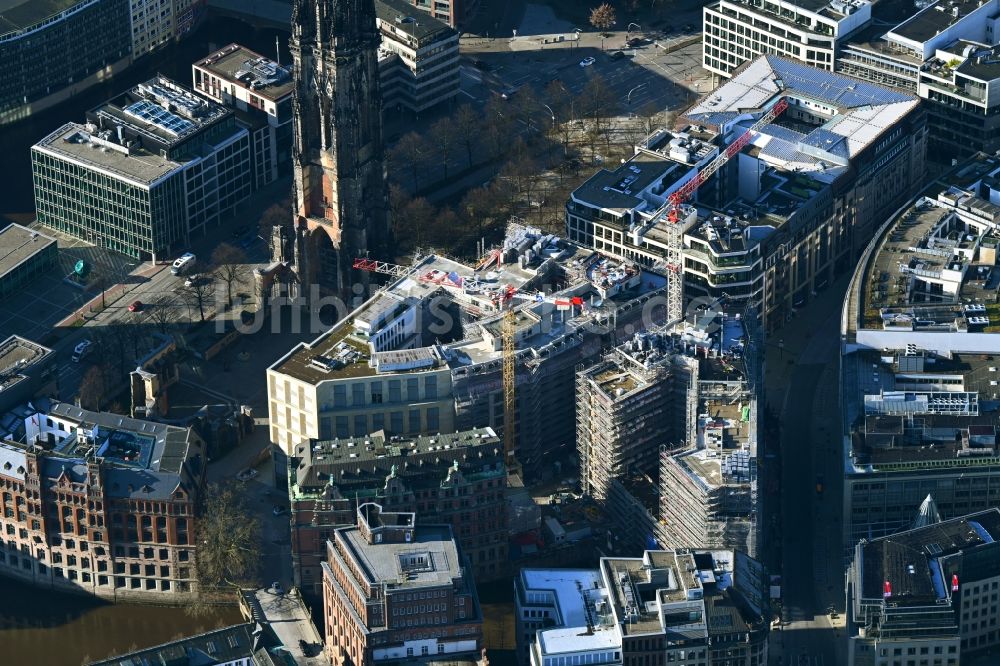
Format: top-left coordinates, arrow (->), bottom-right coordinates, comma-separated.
184,273 -> 201,287
473,59 -> 491,71
236,468 -> 259,482
272,506 -> 287,516
627,37 -> 644,47
609,50 -> 626,60
127,300 -> 143,313
579,56 -> 596,67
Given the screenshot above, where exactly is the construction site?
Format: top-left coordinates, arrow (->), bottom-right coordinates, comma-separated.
267,222 -> 672,483
573,298 -> 765,558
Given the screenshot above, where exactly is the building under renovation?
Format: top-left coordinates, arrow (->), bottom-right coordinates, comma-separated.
268,223 -> 671,482
576,305 -> 764,557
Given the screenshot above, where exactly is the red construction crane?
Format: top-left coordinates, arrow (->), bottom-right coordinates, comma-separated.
653,97 -> 789,324
666,97 -> 788,222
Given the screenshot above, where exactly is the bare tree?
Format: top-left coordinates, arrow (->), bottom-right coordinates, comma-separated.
452,105 -> 483,168
429,117 -> 457,180
190,482 -> 261,612
636,102 -> 675,137
590,3 -> 617,33
121,313 -> 144,361
78,365 -> 106,411
391,132 -> 430,192
545,81 -> 577,158
211,242 -> 250,309
484,98 -> 517,160
181,275 -> 215,322
395,197 -> 436,250
148,296 -> 175,334
460,186 -> 498,245
582,75 -> 619,155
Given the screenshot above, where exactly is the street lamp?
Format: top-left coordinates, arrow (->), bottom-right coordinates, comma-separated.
542,103 -> 556,127
626,83 -> 646,106
626,23 -> 641,44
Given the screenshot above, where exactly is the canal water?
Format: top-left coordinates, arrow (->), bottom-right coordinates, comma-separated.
0,575 -> 242,665
0,16 -> 292,225
0,16 -> 285,663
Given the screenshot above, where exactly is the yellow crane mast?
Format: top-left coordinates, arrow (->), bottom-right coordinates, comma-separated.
502,307 -> 519,477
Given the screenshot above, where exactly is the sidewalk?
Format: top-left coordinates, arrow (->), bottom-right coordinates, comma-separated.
55,261 -> 168,327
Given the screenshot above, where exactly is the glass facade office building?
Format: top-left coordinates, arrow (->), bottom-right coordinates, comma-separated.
31,77 -> 252,261
0,0 -> 131,125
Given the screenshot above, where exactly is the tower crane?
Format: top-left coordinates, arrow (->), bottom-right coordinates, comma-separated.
650,97 -> 789,326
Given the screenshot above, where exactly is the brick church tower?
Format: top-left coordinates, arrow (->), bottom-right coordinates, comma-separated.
289,0 -> 389,295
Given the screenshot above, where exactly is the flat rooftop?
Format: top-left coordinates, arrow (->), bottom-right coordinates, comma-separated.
572,149 -> 695,214
0,223 -> 56,281
272,229 -> 671,386
376,0 -> 455,43
0,335 -> 53,392
859,160 -> 1000,330
292,427 -> 501,491
519,569 -> 620,656
859,509 -> 1000,605
0,0 -> 80,35
241,588 -> 327,666
686,55 -> 918,168
34,122 -> 183,185
890,0 -> 985,44
194,43 -> 294,101
338,523 -> 464,589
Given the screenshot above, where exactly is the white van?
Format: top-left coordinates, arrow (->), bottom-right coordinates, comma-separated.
71,340 -> 93,363
171,252 -> 196,275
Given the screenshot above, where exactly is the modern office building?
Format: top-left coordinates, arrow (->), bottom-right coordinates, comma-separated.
846,509 -> 1000,665
837,0 -> 1000,159
516,549 -> 769,666
267,223 -> 672,481
0,0 -> 132,125
128,0 -> 206,57
0,337 -> 58,414
31,76 -> 252,260
393,0 -> 470,27
0,402 -> 205,601
192,43 -> 294,189
841,152 -> 1000,550
288,427 -> 507,596
322,503 -> 484,666
0,224 -> 58,301
567,55 -> 926,330
376,0 -> 460,113
703,0 -> 871,78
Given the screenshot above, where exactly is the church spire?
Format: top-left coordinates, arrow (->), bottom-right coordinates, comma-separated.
289,0 -> 389,295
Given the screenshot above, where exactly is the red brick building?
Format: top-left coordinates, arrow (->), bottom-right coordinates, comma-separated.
0,403 -> 205,601
289,427 -> 508,598
323,503 -> 484,665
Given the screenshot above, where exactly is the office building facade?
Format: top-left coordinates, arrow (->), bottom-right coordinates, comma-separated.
0,403 -> 205,601
376,0 -> 460,113
289,427 -> 508,596
31,76 -> 251,260
847,509 -> 1000,665
192,43 -> 294,189
322,503 -> 484,665
0,0 -> 132,125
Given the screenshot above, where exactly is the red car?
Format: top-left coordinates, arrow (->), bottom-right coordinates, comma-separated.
128,300 -> 143,313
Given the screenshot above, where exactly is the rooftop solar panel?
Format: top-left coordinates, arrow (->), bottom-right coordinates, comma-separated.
123,100 -> 195,136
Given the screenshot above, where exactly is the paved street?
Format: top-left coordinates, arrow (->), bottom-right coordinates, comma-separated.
765,276 -> 851,666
